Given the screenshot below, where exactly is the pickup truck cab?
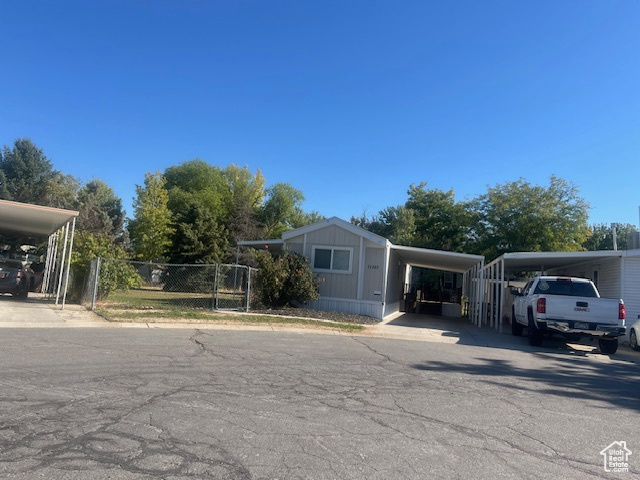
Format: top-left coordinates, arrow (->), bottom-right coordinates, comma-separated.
511,276 -> 626,354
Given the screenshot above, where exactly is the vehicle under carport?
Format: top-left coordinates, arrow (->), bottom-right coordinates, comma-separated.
478,250 -> 640,336
0,199 -> 79,307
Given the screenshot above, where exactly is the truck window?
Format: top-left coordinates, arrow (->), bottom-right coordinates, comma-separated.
533,280 -> 598,298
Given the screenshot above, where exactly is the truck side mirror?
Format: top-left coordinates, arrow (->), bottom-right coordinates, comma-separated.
510,287 -> 522,296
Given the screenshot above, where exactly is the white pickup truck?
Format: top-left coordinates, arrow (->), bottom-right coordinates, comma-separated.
511,276 -> 626,354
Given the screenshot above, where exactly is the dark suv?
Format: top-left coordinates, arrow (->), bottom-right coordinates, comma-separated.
0,259 -> 31,299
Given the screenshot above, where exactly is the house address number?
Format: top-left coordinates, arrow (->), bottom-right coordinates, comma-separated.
367,265 -> 379,270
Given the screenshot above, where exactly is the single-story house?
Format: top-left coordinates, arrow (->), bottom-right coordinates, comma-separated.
239,217 -> 485,321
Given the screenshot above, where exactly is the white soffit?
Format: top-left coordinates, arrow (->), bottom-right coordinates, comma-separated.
499,251 -> 626,271
392,245 -> 484,273
0,199 -> 79,237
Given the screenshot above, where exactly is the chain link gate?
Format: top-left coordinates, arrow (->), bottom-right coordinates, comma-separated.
213,264 -> 255,310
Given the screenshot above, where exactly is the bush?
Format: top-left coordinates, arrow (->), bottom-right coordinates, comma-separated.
255,251 -> 320,308
71,232 -> 142,300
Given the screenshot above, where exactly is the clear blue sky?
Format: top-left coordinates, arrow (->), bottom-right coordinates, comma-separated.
2,1 -> 639,227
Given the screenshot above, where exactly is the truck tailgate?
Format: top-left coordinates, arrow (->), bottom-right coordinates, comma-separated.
543,296 -> 620,325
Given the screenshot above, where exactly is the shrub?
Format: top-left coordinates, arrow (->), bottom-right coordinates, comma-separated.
71,231 -> 142,300
255,251 -> 320,308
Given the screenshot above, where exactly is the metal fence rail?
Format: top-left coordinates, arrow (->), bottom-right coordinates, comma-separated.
82,258 -> 258,312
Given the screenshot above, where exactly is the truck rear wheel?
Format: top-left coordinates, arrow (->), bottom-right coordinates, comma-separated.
598,338 -> 618,355
528,311 -> 543,347
511,309 -> 523,336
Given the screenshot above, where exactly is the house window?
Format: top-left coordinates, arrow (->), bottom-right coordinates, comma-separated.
312,246 -> 353,274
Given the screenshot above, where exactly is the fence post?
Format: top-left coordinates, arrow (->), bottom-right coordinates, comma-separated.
91,257 -> 102,311
212,264 -> 220,310
246,266 -> 251,311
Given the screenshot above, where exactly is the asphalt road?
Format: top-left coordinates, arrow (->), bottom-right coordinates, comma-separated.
0,328 -> 638,479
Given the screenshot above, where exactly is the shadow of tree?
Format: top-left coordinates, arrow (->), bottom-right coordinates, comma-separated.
412,353 -> 640,412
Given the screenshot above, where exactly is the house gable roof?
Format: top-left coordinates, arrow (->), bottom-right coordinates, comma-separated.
281,216 -> 388,247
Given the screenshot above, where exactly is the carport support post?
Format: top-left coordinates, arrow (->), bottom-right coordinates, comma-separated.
42,233 -> 55,295
91,257 -> 102,311
55,222 -> 70,305
61,217 -> 76,309
499,258 -> 505,332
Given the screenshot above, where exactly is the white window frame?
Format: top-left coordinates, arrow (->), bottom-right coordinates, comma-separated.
312,246 -> 354,274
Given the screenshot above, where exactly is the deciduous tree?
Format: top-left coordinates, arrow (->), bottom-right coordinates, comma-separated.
128,172 -> 174,261
471,176 -> 590,260
76,180 -> 126,240
583,223 -> 637,251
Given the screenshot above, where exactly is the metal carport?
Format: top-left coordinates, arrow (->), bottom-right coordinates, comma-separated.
479,251 -> 633,332
0,199 -> 79,308
390,245 -> 485,323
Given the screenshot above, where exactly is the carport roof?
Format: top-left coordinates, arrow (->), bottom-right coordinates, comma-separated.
392,245 -> 484,273
0,199 -> 79,238
492,250 -> 640,271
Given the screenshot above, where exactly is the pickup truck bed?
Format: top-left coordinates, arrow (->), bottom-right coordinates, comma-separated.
511,276 -> 626,354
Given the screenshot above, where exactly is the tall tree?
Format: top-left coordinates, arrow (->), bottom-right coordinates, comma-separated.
471,176 -> 590,260
405,183 -> 473,252
42,173 -> 80,210
260,183 -> 306,238
164,159 -> 229,263
223,165 -> 265,241
583,223 -> 638,251
350,206 -> 416,245
128,172 -> 174,261
0,138 -> 56,203
76,180 -> 126,240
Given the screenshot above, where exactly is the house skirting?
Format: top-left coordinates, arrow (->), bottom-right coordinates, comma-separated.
307,297 -> 387,320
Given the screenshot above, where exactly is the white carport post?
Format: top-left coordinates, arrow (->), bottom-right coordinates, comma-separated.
61,217 -> 76,309
54,222 -> 69,305
55,220 -> 72,307
41,232 -> 56,296
43,228 -> 61,296
498,257 -> 505,332
472,260 -> 485,327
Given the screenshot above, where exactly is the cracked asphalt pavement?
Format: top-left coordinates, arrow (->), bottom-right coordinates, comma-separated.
0,327 -> 638,479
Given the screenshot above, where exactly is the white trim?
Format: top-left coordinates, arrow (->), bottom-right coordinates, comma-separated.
311,245 -> 354,274
381,241 -> 390,307
303,233 -> 308,258
357,236 -> 364,300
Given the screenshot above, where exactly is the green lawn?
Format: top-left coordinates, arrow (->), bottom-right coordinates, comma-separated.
96,288 -> 365,332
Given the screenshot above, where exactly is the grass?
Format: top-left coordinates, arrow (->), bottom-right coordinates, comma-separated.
95,287 -> 366,332
96,308 -> 365,332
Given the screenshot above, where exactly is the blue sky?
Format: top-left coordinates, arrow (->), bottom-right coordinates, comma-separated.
1,1 -> 639,227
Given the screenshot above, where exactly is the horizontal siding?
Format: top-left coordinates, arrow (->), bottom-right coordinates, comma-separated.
623,258 -> 640,324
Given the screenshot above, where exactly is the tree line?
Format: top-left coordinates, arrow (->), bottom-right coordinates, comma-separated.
1,138 -> 637,274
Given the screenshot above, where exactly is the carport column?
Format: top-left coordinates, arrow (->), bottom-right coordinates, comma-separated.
42,233 -> 56,296
46,229 -> 61,297
61,217 -> 76,309
55,221 -> 70,305
498,258 -> 505,332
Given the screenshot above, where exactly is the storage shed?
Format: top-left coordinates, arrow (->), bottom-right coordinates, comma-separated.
239,217 -> 484,321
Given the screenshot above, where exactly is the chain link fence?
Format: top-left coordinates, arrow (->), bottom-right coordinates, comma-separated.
81,258 -> 258,312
